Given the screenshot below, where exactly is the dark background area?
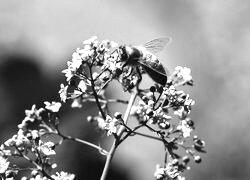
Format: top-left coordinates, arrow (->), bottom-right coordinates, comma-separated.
0,0 -> 250,180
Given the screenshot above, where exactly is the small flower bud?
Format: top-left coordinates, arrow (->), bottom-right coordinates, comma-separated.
26,133 -> 32,140
146,92 -> 154,99
150,86 -> 156,92
187,119 -> 194,127
31,170 -> 39,177
159,122 -> 170,129
52,163 -> 57,169
6,171 -> 15,178
172,159 -> 179,166
182,156 -> 190,164
115,68 -> 122,76
114,112 -> 122,119
87,116 -> 94,123
142,96 -> 148,102
146,109 -> 154,117
194,155 -> 202,163
193,135 -> 198,140
148,100 -> 155,107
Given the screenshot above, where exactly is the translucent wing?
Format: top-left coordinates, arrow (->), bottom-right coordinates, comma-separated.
143,37 -> 172,54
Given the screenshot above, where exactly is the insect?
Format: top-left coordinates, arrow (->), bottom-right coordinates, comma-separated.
118,37 -> 171,86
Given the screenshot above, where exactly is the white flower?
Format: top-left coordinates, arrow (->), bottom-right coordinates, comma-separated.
104,115 -> 118,136
0,155 -> 10,174
44,101 -> 62,113
51,171 -> 75,180
96,115 -> 118,136
38,141 -> 56,156
165,162 -> 179,179
59,84 -> 68,103
154,164 -> 166,180
0,145 -> 11,157
172,66 -> 193,86
62,61 -> 76,82
83,36 -> 98,46
177,119 -> 193,138
30,174 -> 48,180
177,175 -> 186,180
71,98 -> 82,108
71,52 -> 82,69
78,80 -> 87,92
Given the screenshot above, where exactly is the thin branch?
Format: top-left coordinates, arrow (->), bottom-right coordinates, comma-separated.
14,145 -> 54,180
88,63 -> 106,119
117,124 -> 143,145
59,134 -> 108,155
144,124 -> 176,159
100,91 -> 137,180
49,128 -> 108,155
131,131 -> 162,141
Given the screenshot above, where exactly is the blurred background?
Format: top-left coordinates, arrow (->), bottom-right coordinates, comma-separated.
0,0 -> 250,179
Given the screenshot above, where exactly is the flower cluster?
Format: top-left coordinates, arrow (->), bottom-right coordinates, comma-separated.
59,36 -> 122,108
170,66 -> 193,86
0,102 -> 75,180
20,171 -> 75,180
130,70 -> 204,179
154,159 -> 187,180
0,37 -> 205,180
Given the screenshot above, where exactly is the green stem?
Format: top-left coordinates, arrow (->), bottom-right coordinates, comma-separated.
100,92 -> 137,180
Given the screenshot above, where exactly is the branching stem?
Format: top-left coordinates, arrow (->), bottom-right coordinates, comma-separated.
100,91 -> 137,180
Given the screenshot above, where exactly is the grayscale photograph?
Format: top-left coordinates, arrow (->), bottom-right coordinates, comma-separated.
0,1 -> 249,180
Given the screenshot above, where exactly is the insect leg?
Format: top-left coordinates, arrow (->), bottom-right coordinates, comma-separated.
124,66 -> 133,78
136,67 -> 142,90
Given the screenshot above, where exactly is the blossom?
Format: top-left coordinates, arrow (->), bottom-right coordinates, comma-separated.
171,66 -> 193,86
62,61 -> 77,82
78,80 -> 87,92
18,105 -> 44,131
177,119 -> 193,138
0,145 -> 11,157
96,115 -> 118,136
154,164 -> 166,180
38,141 -> 56,156
4,129 -> 29,147
71,98 -> 82,108
51,171 -> 75,180
177,176 -> 186,180
104,115 -> 118,136
59,84 -> 68,103
71,52 -> 83,69
0,155 -> 10,174
44,101 -> 62,113
83,36 -> 98,47
29,174 -> 48,180
154,162 -> 181,180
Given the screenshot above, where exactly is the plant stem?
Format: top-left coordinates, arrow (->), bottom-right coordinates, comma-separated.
131,131 -> 162,141
88,63 -> 106,119
51,127 -> 108,155
60,134 -> 108,155
100,92 -> 137,180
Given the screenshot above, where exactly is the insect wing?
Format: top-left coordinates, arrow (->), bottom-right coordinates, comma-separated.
143,37 -> 171,54
138,60 -> 167,86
